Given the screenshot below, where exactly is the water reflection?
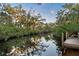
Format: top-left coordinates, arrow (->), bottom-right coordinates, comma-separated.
0,33 -> 78,56
0,33 -> 61,56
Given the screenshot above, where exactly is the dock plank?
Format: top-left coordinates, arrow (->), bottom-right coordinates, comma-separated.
64,38 -> 79,49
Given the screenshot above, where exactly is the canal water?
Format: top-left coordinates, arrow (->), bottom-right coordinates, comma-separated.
0,33 -> 79,56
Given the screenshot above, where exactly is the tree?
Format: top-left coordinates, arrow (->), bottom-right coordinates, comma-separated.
56,3 -> 79,24
0,3 -> 12,24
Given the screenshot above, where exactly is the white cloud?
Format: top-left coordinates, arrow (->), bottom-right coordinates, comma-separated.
50,10 -> 56,15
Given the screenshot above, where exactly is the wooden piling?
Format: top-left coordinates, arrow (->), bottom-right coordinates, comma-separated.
61,32 -> 64,48
66,32 -> 68,40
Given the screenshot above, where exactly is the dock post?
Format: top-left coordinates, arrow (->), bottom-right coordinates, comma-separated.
61,32 -> 66,55
61,32 -> 64,49
66,32 -> 68,40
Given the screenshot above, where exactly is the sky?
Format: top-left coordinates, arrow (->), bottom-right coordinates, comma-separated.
11,3 -> 64,23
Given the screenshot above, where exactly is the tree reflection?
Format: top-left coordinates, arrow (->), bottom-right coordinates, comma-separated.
0,34 -> 50,56
53,35 -> 62,56
0,33 -> 63,56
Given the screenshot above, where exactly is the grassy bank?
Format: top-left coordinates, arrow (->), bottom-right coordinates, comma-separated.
0,24 -> 52,41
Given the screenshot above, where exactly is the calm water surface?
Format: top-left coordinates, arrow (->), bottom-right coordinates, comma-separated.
0,33 -> 79,56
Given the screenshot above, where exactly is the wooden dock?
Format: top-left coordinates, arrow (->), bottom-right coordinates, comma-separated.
64,38 -> 79,49
61,32 -> 79,55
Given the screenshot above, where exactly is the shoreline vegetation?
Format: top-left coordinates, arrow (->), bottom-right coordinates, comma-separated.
0,23 -> 52,41
0,3 -> 79,42
53,4 -> 79,39
0,4 -> 53,41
